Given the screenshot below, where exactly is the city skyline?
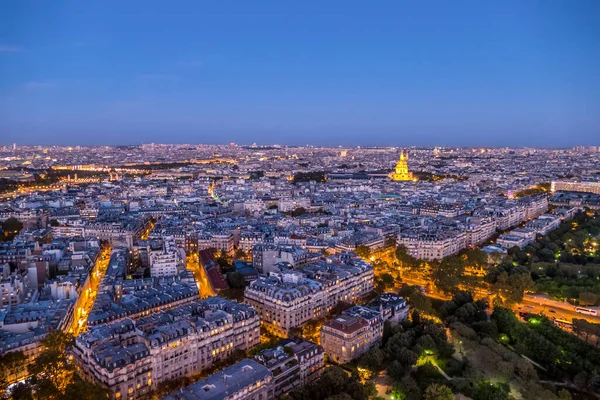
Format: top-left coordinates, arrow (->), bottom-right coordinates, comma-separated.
1,0 -> 599,147
1,138 -> 600,399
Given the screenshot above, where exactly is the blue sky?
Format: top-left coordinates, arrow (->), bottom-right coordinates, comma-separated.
0,0 -> 599,147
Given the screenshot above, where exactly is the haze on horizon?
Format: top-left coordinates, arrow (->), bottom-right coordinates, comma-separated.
0,0 -> 599,147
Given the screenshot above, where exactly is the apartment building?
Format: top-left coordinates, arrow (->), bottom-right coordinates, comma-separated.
321,315 -> 371,364
551,180 -> 600,195
397,231 -> 467,261
240,232 -> 265,252
463,217 -> 497,246
251,244 -> 318,274
254,338 -> 324,397
518,195 -> 549,220
197,232 -> 234,255
147,236 -> 179,277
244,198 -> 266,213
73,297 -> 260,400
244,258 -> 374,337
162,359 -> 274,400
278,197 -> 310,213
496,234 -> 531,250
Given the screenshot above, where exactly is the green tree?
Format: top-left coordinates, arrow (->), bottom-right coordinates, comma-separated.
557,389 -> 572,400
396,245 -> 419,269
387,360 -> 407,381
423,384 -> 454,400
579,291 -> 599,306
380,272 -> 395,289
382,320 -> 393,345
291,207 -> 307,217
358,348 -> 385,374
2,217 -> 23,239
432,255 -> 466,295
390,377 -> 421,400
233,248 -> 248,260
0,351 -> 26,391
325,395 -> 353,400
355,245 -> 371,259
28,330 -> 75,397
63,377 -> 110,400
472,380 -> 509,400
226,272 -> 246,289
408,291 -> 434,315
49,219 -> 60,227
574,371 -> 589,389
9,382 -> 34,400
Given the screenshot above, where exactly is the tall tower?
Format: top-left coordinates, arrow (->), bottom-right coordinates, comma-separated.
389,151 -> 415,181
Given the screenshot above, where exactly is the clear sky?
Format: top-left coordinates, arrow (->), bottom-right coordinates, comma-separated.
0,0 -> 598,147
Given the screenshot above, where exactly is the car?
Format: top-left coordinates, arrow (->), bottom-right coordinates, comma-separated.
526,305 -> 535,309
549,310 -> 556,313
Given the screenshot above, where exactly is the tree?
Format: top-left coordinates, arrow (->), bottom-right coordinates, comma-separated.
2,217 -> 22,239
587,370 -> 600,392
355,245 -> 371,259
291,207 -> 307,217
408,292 -> 434,315
28,330 -> 75,397
390,377 -> 421,400
233,248 -> 248,260
9,382 -> 34,400
383,320 -> 393,345
226,272 -> 246,289
49,219 -> 60,227
387,360 -> 407,381
579,291 -> 599,306
472,380 -> 509,400
574,371 -> 589,389
380,273 -> 395,289
358,348 -> 385,374
287,365 -> 376,400
423,384 -> 454,400
396,245 -> 419,269
325,395 -> 353,400
0,351 -> 26,391
415,334 -> 437,355
432,255 -> 466,295
63,377 -> 110,400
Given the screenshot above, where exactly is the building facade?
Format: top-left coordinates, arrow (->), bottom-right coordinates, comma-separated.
72,297 -> 260,400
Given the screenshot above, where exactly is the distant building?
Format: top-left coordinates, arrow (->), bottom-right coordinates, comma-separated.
389,152 -> 414,181
397,231 -> 467,261
197,232 -> 234,255
278,197 -> 311,213
552,180 -> 600,195
252,244 -> 317,274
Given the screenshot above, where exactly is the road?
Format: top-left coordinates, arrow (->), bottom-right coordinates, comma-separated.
68,245 -> 112,335
520,296 -> 600,324
399,275 -> 600,325
186,252 -> 215,299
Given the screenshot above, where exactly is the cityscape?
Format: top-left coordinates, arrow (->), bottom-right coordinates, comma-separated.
0,143 -> 599,400
2,1 -> 600,400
